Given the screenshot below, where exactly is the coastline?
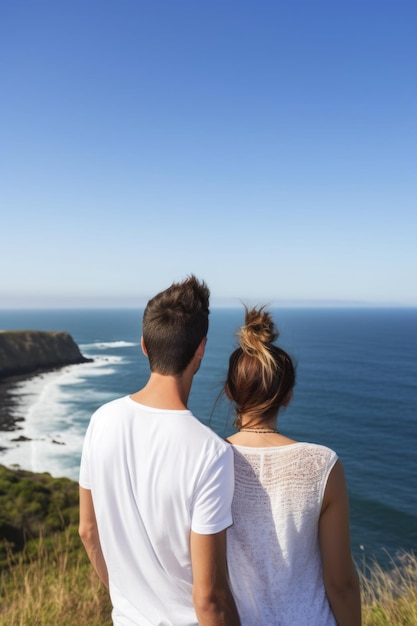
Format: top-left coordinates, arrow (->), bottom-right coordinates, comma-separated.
0,364 -> 91,480
0,373 -> 33,436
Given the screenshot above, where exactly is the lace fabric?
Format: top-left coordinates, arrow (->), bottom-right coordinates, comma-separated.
227,442 -> 338,625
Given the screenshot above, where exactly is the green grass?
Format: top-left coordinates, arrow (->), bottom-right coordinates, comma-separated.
0,529 -> 112,626
0,464 -> 79,570
2,534 -> 416,625
360,551 -> 417,625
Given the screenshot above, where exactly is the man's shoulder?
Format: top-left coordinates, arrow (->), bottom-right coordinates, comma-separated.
188,416 -> 232,457
91,395 -> 128,419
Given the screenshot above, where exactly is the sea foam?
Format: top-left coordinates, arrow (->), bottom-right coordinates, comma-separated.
1,352 -> 125,480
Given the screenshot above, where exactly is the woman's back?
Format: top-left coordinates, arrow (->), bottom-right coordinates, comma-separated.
227,441 -> 338,626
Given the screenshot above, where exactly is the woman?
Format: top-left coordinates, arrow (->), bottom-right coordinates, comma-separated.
224,306 -> 361,626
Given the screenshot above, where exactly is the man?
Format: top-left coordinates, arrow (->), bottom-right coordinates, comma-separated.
79,275 -> 240,626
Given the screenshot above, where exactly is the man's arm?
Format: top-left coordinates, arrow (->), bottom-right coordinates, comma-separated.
190,530 -> 240,626
79,486 -> 109,589
319,461 -> 362,626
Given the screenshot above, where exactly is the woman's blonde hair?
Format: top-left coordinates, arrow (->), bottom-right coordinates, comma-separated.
226,306 -> 296,429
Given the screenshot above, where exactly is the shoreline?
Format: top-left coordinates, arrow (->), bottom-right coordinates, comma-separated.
0,365 -> 89,480
0,364 -> 81,444
0,373 -> 34,436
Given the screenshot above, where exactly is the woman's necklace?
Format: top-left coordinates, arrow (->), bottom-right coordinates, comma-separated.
239,428 -> 279,434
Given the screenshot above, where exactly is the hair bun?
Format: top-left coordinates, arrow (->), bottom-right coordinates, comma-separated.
239,306 -> 279,355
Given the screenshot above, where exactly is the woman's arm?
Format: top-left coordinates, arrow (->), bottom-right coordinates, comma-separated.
79,486 -> 109,589
319,460 -> 362,626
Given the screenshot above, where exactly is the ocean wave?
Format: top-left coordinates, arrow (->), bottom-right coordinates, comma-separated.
59,355 -> 124,379
7,359 -> 122,418
0,355 -> 128,479
80,341 -> 138,350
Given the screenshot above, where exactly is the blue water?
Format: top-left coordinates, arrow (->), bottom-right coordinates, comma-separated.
1,307 -> 416,569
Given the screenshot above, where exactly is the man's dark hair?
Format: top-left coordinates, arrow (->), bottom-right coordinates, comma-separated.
142,275 -> 210,375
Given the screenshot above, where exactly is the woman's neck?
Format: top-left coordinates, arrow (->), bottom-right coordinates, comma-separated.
227,414 -> 297,448
239,415 -> 278,432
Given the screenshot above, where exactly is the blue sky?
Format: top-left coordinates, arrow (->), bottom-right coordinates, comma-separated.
1,1 -> 416,307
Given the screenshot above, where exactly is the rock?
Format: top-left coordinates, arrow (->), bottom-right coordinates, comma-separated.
0,330 -> 92,381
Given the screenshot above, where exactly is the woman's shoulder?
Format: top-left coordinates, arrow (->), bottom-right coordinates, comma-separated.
226,437 -> 336,455
297,441 -> 338,463
300,441 -> 337,454
294,443 -> 339,483
230,441 -> 338,475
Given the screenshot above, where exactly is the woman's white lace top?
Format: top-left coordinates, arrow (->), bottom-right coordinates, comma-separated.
227,442 -> 338,626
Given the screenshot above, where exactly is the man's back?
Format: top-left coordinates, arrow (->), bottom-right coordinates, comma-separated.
80,395 -> 234,626
79,275 -> 240,625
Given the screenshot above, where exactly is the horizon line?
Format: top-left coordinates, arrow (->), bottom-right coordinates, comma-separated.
1,297 -> 417,310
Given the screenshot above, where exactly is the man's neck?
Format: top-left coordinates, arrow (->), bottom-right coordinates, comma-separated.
130,372 -> 192,411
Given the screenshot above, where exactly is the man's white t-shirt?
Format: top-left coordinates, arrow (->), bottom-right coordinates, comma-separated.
79,395 -> 234,626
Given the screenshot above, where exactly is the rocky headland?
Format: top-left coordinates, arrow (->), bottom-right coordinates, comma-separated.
0,330 -> 92,431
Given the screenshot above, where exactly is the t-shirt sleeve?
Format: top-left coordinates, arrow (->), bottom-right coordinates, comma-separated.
191,444 -> 234,535
79,421 -> 92,490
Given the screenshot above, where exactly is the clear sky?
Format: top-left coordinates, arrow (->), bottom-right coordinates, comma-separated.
1,1 -> 416,307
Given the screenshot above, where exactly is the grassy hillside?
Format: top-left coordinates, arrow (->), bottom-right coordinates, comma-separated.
0,465 -> 112,625
0,465 -> 416,625
0,465 -> 79,569
1,528 -> 112,626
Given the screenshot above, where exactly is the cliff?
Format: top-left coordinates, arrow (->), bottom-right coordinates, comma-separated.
0,330 -> 92,380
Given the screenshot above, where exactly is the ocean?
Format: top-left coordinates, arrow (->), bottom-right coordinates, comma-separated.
1,307 -> 416,570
